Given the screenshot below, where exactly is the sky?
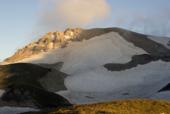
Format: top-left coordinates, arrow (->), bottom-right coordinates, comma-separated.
0,0 -> 170,61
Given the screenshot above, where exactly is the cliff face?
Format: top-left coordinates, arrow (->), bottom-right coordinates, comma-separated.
4,28 -> 83,63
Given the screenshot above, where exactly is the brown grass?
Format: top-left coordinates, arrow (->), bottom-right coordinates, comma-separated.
49,99 -> 170,114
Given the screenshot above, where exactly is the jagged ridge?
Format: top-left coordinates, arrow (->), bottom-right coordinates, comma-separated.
4,27 -> 170,64
4,28 -> 83,63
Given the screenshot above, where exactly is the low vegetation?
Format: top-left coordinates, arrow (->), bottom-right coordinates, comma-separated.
23,100 -> 170,114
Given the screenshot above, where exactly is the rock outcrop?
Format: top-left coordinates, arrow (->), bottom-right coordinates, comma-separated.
4,28 -> 83,63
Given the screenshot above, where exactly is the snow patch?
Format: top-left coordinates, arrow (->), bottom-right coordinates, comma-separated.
151,91 -> 170,101
0,89 -> 5,97
0,107 -> 38,114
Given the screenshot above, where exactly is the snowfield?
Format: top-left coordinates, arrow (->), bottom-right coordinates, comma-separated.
58,60 -> 170,104
9,31 -> 170,104
0,107 -> 38,114
151,91 -> 170,101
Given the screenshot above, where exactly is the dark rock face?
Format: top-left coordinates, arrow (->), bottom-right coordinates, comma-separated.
0,63 -> 71,109
1,85 -> 72,109
111,28 -> 170,57
104,54 -> 170,71
158,83 -> 170,92
38,62 -> 64,70
39,68 -> 67,92
71,28 -> 113,41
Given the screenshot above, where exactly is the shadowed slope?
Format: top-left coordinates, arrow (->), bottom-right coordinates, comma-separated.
0,63 -> 70,108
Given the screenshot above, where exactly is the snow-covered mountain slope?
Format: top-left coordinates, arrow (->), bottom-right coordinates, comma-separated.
18,32 -> 147,73
2,28 -> 170,104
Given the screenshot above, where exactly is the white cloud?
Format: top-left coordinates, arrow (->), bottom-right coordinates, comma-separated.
39,0 -> 111,30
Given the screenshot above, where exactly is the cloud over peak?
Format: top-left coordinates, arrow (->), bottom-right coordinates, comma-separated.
40,0 -> 111,30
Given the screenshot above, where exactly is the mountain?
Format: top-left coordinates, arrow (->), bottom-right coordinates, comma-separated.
4,28 -> 170,64
4,28 -> 113,63
0,27 -> 170,113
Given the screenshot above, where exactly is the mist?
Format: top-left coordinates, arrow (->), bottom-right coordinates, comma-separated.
111,8 -> 170,37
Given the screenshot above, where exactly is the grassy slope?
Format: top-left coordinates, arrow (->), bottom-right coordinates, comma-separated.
45,100 -> 170,114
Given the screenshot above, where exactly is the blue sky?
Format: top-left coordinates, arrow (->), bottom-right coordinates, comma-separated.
0,0 -> 170,61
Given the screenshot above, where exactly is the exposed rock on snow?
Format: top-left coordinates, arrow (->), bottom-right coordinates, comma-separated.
104,54 -> 170,71
158,83 -> 170,92
151,83 -> 170,101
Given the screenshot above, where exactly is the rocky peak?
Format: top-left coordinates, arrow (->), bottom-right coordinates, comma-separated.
64,28 -> 82,40
4,27 -> 114,63
4,28 -> 83,63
